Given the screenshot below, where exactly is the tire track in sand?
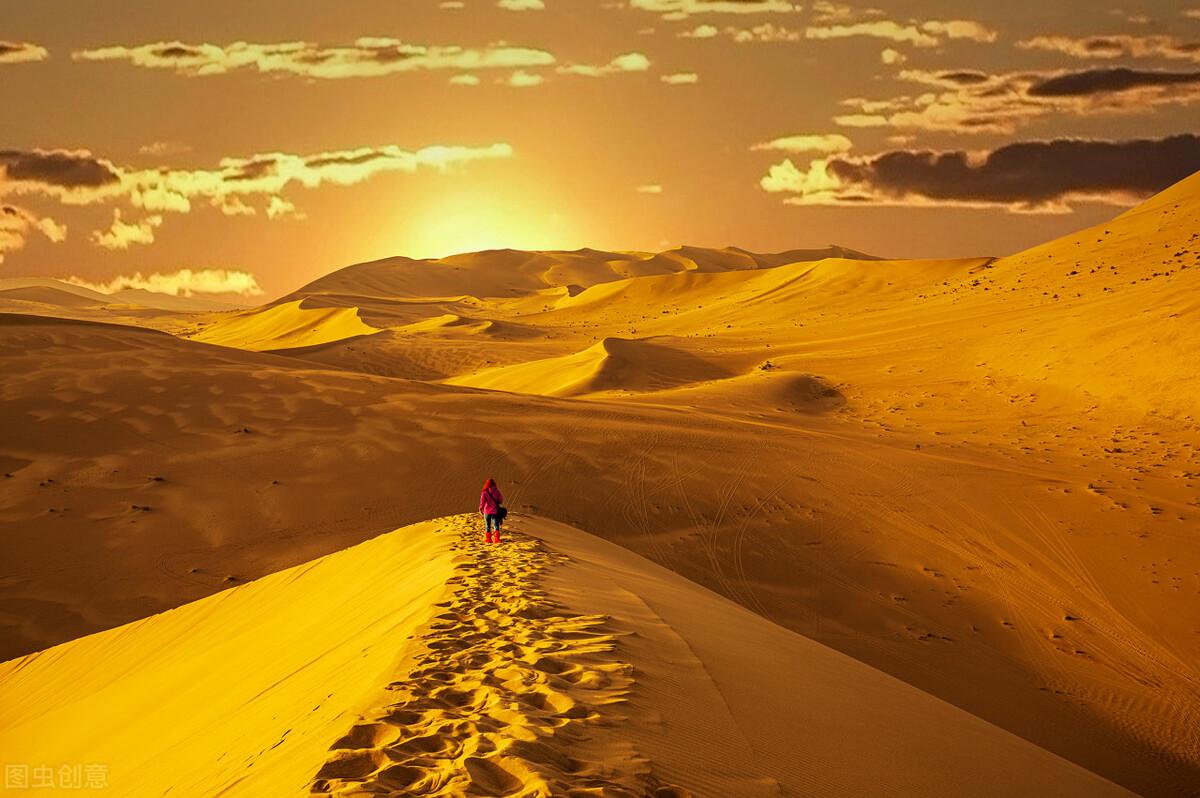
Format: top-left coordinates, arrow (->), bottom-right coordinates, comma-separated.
309,514 -> 689,797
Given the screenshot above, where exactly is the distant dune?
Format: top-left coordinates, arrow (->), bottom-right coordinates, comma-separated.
446,336 -> 734,397
2,175 -> 1199,795
187,298 -> 382,352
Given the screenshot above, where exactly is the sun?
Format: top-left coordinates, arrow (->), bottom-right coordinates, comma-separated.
394,189 -> 579,259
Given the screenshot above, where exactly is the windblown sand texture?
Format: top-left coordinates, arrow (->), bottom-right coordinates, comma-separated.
1,174 -> 1199,795
0,516 -> 1131,797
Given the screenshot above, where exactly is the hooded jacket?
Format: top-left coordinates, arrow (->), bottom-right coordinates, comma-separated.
479,481 -> 504,515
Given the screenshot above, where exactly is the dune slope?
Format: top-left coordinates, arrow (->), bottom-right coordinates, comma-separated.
0,519 -> 457,796
187,299 -> 381,352
445,336 -> 733,397
0,515 -> 1129,797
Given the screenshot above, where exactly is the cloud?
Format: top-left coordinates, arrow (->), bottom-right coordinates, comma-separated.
217,196 -> 256,216
835,66 -> 1200,135
683,15 -> 996,47
91,209 -> 163,250
881,47 -> 906,65
805,21 -> 938,47
0,41 -> 48,65
751,133 -> 853,154
265,196 -> 304,220
661,71 -> 699,84
499,0 -> 544,8
0,149 -> 124,202
728,24 -> 803,42
2,142 -> 515,211
138,140 -> 194,157
920,20 -> 998,44
1027,67 -> 1200,97
805,18 -> 997,47
65,268 -> 264,297
629,0 -> 798,19
0,205 -> 66,263
1017,34 -> 1200,63
1,142 -> 514,249
636,184 -> 664,193
558,52 -> 650,76
759,133 -> 1200,213
72,39 -> 557,78
503,69 -> 544,86
810,1 -> 875,23
449,72 -> 481,85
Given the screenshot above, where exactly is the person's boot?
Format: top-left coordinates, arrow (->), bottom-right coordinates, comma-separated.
493,529 -> 502,544
485,531 -> 493,544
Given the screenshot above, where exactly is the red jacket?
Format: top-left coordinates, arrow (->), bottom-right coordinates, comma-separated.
480,485 -> 503,514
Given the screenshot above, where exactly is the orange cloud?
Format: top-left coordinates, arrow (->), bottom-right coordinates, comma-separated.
751,133 -> 853,154
73,39 -> 557,78
630,0 -> 798,19
759,134 -> 1200,213
679,15 -> 996,47
0,41 -> 48,64
0,205 -> 66,263
90,209 -> 162,250
65,268 -> 264,297
2,142 -> 514,252
834,66 -> 1200,135
558,52 -> 651,77
1018,34 -> 1200,63
661,72 -> 699,84
805,19 -> 997,47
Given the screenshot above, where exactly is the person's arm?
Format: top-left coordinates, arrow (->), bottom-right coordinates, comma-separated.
479,492 -> 486,514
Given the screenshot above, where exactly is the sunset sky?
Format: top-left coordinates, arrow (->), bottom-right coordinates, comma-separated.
3,0 -> 1199,299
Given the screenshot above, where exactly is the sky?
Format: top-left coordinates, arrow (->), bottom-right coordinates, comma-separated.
2,0 -> 1199,300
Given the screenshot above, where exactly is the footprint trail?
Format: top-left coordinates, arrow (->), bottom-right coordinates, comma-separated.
309,514 -> 684,797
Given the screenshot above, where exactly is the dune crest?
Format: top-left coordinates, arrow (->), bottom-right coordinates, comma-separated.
0,515 -> 1129,797
187,298 -> 381,352
446,336 -> 733,397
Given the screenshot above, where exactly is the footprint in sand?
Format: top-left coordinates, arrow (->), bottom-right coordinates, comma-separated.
309,514 -> 688,797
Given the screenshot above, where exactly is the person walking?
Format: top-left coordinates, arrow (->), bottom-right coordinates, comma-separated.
479,478 -> 506,543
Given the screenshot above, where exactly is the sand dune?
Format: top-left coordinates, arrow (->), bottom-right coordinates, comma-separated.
288,245 -> 879,304
3,178 -> 1200,795
0,515 -> 1130,797
446,336 -> 733,397
0,285 -> 107,309
187,298 -> 381,352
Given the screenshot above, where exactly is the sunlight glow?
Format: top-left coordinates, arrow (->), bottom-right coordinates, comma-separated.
395,189 -> 580,258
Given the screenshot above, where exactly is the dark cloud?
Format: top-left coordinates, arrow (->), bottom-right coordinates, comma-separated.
1029,67 -> 1200,97
304,151 -> 388,169
825,134 -> 1200,207
938,70 -> 991,85
0,149 -> 122,188
846,65 -> 1200,135
0,40 -> 48,64
224,157 -> 279,182
153,45 -> 203,59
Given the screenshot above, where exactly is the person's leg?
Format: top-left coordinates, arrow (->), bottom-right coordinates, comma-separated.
485,514 -> 494,543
